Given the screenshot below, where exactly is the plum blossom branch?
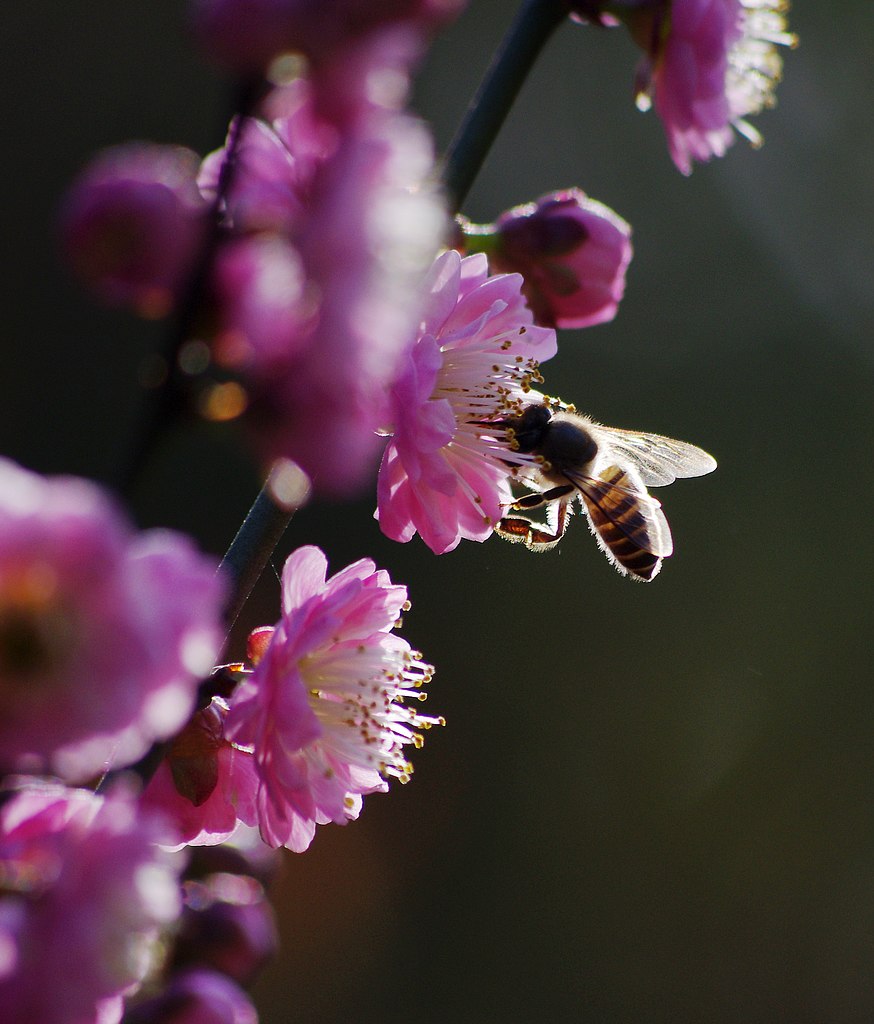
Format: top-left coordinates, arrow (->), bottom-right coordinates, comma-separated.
116,75 -> 267,498
218,461 -> 311,637
118,462 -> 310,793
441,0 -> 567,211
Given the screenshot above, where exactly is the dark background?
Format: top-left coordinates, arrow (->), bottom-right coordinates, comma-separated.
4,3 -> 874,1021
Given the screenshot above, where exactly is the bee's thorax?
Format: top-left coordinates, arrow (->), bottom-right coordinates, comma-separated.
537,414 -> 598,482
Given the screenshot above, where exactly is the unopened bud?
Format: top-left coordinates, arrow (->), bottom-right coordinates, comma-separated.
172,874 -> 278,986
122,968 -> 258,1024
461,189 -> 632,330
60,144 -> 206,318
246,626 -> 275,666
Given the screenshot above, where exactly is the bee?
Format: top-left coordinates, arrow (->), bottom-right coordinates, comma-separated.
489,401 -> 716,581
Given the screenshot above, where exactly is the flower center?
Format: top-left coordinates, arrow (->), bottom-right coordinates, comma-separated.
0,565 -> 77,683
302,640 -> 441,781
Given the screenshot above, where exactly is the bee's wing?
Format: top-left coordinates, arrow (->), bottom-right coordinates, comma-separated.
590,425 -> 717,487
569,464 -> 673,581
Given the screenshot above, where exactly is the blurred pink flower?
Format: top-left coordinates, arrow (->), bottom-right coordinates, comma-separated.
171,872 -> 278,986
0,782 -> 182,1024
202,79 -> 447,496
209,235 -> 313,371
190,0 -> 464,75
198,91 -> 331,235
376,249 -> 557,554
463,188 -> 633,329
0,459 -> 226,782
141,698 -> 259,849
225,545 -> 441,853
122,969 -> 258,1024
632,0 -> 796,174
60,143 -> 206,317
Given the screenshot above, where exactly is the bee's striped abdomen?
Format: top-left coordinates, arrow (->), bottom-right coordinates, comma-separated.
580,466 -> 666,582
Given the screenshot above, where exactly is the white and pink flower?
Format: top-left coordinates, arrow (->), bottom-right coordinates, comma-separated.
0,459 -> 226,782
225,545 -> 440,853
376,249 -> 557,554
632,0 -> 796,175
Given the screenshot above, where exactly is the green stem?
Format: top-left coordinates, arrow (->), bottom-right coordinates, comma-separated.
218,462 -> 310,636
441,0 -> 567,213
113,463 -> 308,790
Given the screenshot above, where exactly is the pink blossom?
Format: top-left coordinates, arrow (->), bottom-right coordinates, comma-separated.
225,545 -> 441,853
463,188 -> 633,329
0,459 -> 226,782
201,79 -> 446,495
198,92 -> 331,235
141,699 -> 259,849
376,249 -> 558,554
60,143 -> 206,317
190,0 -> 464,75
123,969 -> 258,1024
631,0 -> 796,175
0,783 -> 182,1024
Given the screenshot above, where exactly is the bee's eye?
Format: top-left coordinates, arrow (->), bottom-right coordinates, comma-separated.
512,426 -> 542,452
511,405 -> 552,452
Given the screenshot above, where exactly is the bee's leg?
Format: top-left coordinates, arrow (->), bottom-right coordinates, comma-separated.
511,484 -> 575,512
496,492 -> 573,551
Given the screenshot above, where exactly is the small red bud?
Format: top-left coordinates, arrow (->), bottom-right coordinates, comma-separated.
246,626 -> 275,666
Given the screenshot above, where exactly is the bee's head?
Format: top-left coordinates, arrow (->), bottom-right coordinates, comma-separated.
506,403 -> 552,453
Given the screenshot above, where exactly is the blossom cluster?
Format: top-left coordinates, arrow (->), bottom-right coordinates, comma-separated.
0,461 -> 439,1020
5,0 -> 794,1020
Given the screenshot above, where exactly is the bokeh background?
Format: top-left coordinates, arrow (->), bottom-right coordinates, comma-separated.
4,2 -> 874,1021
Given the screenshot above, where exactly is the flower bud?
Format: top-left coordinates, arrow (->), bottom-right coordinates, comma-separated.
246,626 -> 275,666
123,969 -> 258,1024
60,143 -> 206,318
461,189 -> 632,330
171,873 -> 278,986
